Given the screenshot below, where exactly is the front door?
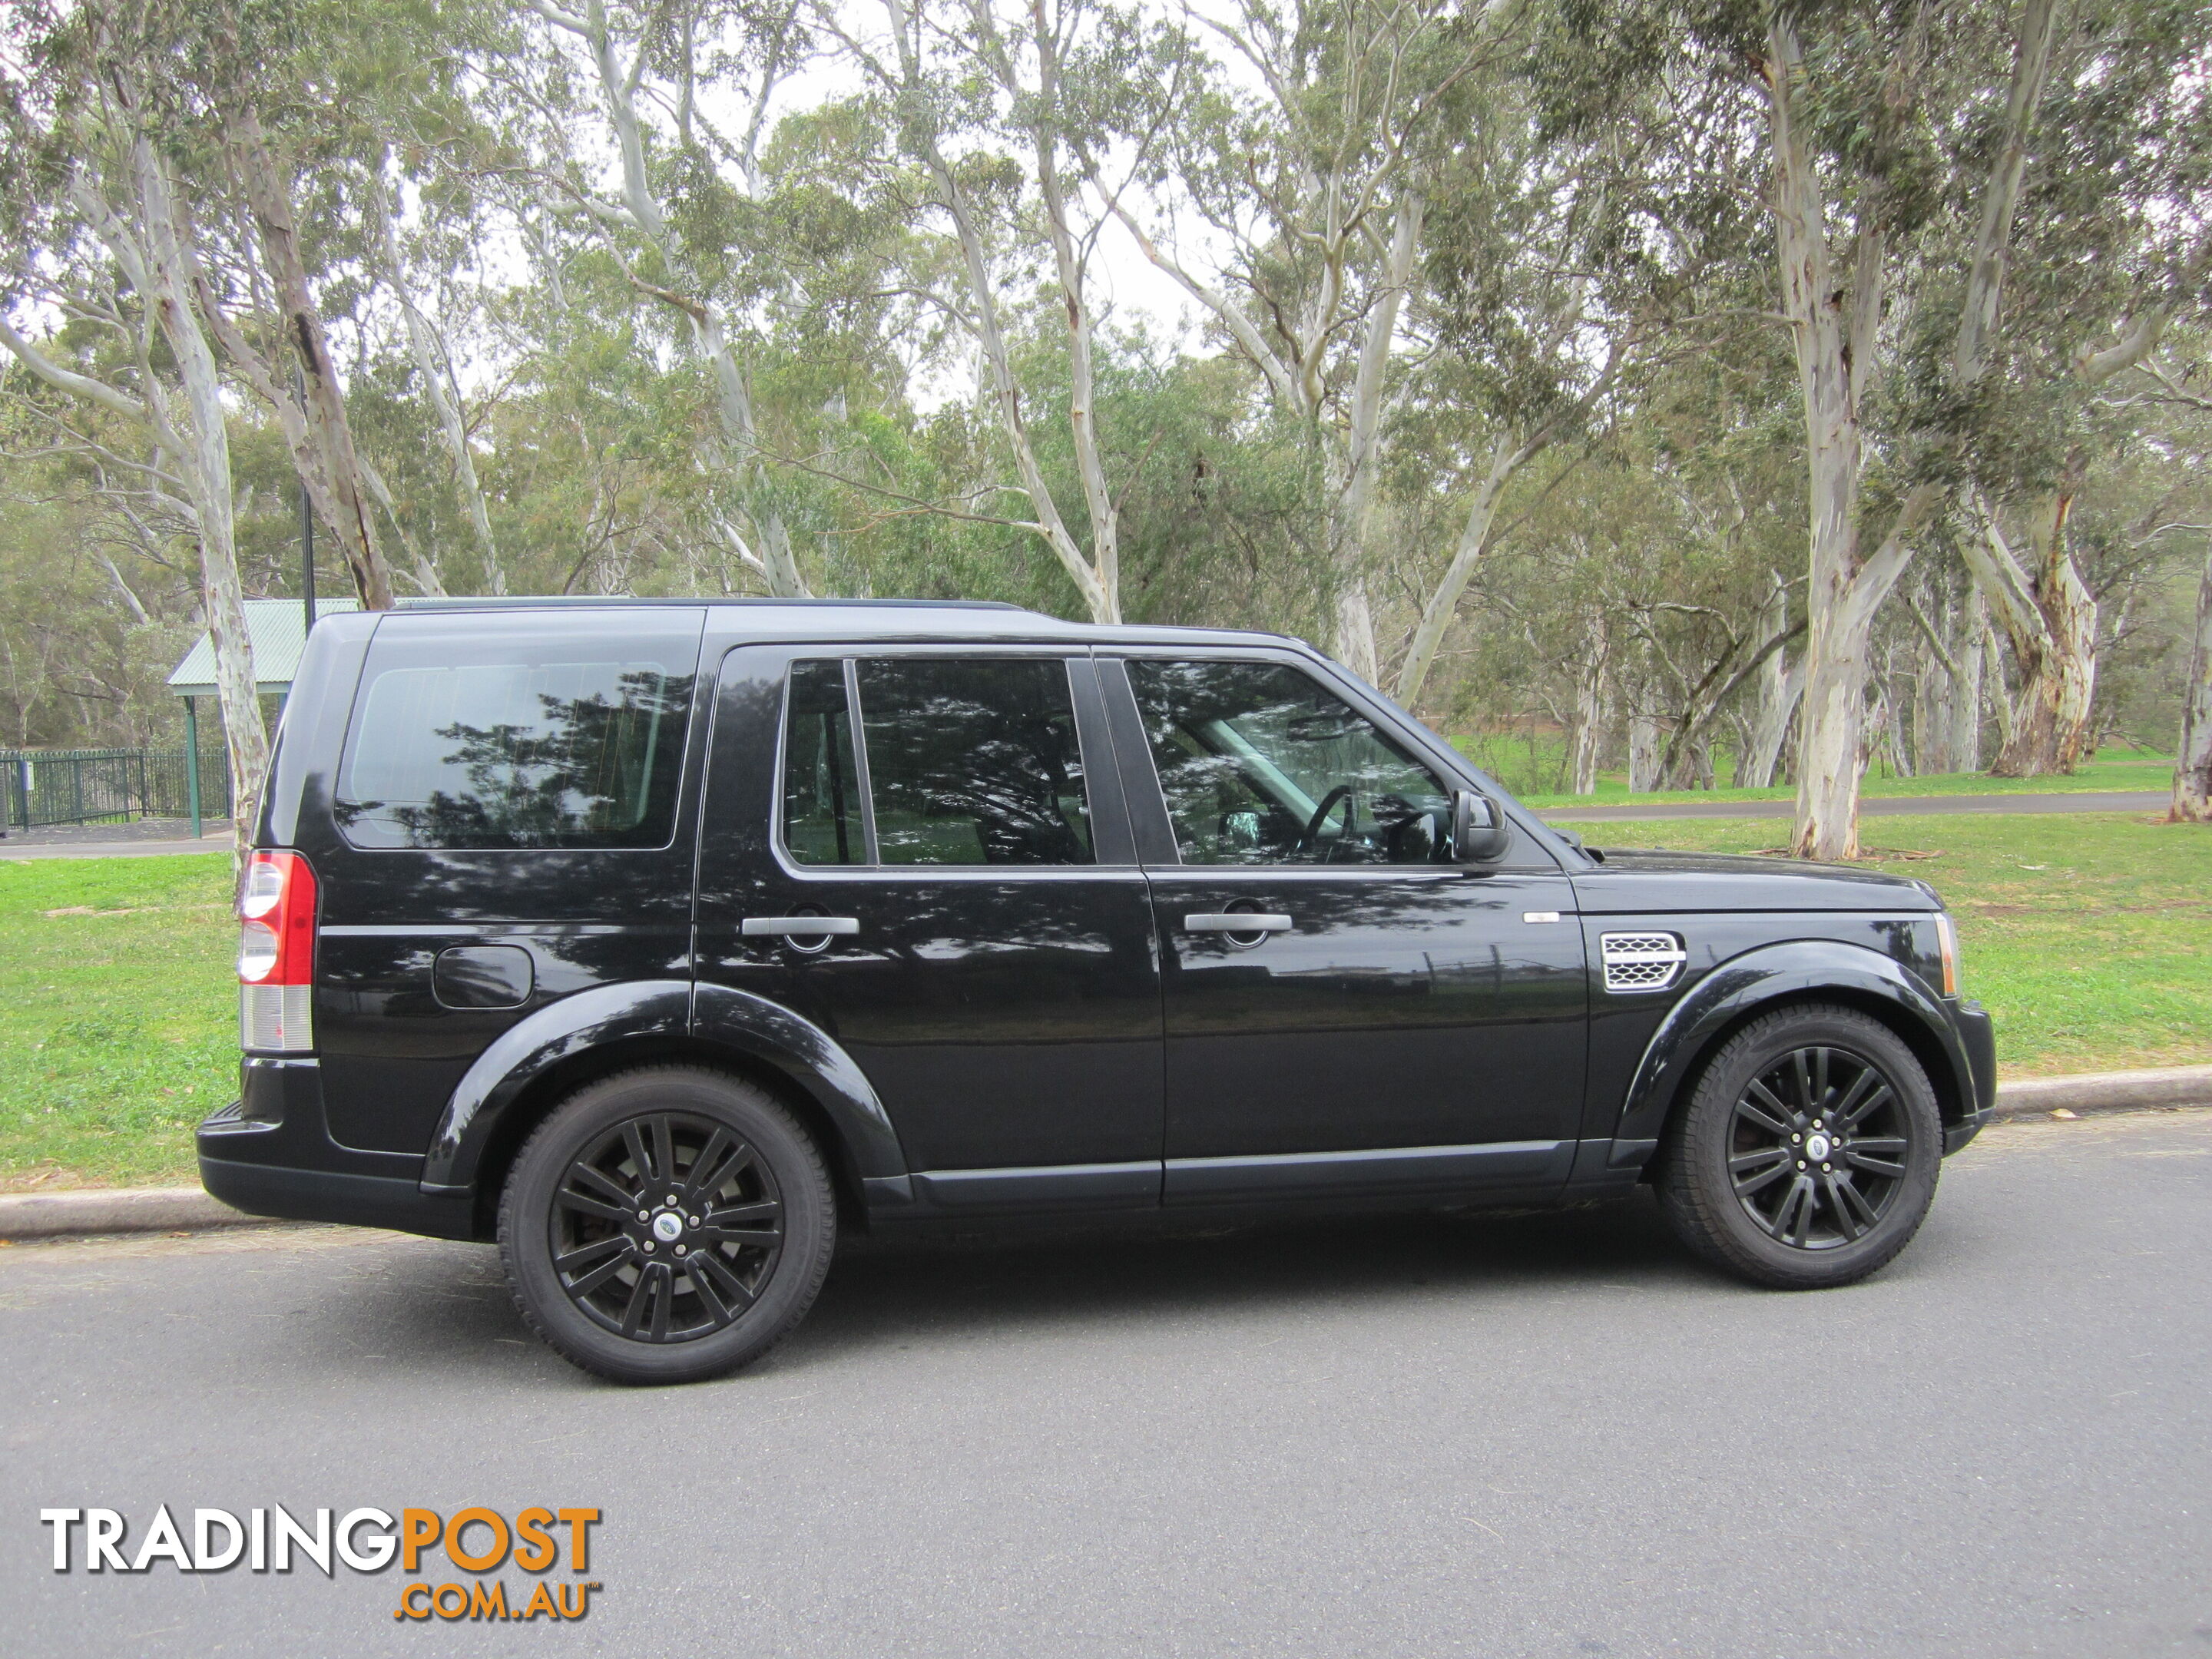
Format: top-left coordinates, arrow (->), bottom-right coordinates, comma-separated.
696,646 -> 1162,1211
1104,654 -> 1588,1204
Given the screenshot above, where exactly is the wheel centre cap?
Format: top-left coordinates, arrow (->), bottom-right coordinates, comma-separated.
651,1210 -> 684,1243
1804,1132 -> 1833,1162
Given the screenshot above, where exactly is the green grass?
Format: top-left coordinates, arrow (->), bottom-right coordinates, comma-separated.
1586,813 -> 2212,1078
1451,737 -> 2176,809
4,814 -> 2206,1187
0,853 -> 235,1189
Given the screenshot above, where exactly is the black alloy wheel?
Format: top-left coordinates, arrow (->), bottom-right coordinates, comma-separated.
1726,1045 -> 1910,1250
551,1111 -> 785,1343
1657,1004 -> 1942,1290
500,1068 -> 836,1385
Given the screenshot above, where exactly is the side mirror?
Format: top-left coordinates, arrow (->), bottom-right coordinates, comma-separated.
1452,790 -> 1511,865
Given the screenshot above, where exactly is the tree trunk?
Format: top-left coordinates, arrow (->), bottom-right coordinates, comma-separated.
1628,710 -> 1664,793
545,0 -> 808,600
225,104 -> 394,611
132,137 -> 269,849
2171,531 -> 2212,823
1030,5 -> 1121,624
374,177 -> 504,595
1967,492 -> 2099,775
1568,618 -> 1609,795
1953,615 -> 1986,774
1393,427 -> 1535,704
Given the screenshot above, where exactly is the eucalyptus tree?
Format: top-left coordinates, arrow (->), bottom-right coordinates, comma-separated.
814,0 -> 1191,624
0,5 -> 269,839
1111,0 -> 1512,679
514,0 -> 815,596
1932,0 -> 2212,774
1553,0 -> 2065,857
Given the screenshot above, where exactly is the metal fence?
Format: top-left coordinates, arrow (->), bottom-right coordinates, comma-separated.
1,745 -> 232,830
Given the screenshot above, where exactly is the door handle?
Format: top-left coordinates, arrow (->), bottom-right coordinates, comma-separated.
1182,912 -> 1293,933
741,916 -> 860,937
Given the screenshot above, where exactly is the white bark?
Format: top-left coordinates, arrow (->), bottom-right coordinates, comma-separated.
1568,615 -> 1610,795
129,137 -> 269,848
1028,0 -> 1121,622
2172,530 -> 2212,823
1102,4 -> 1479,673
1962,490 -> 2098,774
1628,708 -> 1664,794
1393,427 -> 1537,705
1769,0 -> 2057,856
12,144 -> 268,848
1740,572 -> 1801,789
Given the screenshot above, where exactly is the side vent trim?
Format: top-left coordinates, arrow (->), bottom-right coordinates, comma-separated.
1601,932 -> 1687,993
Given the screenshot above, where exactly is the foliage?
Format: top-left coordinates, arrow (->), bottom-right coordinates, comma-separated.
0,0 -> 2203,810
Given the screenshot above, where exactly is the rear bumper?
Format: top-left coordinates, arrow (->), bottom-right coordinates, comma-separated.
200,1154 -> 475,1239
196,1056 -> 476,1241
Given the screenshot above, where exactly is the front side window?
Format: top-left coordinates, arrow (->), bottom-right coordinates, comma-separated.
777,657 -> 1094,868
1126,659 -> 1452,866
336,622 -> 697,850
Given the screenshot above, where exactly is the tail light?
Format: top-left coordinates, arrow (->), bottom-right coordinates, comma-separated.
238,850 -> 317,1052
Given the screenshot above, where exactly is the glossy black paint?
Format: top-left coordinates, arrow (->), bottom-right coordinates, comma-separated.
295,609 -> 710,1157
695,644 -> 1163,1181
433,945 -> 535,1009
200,600 -> 1997,1244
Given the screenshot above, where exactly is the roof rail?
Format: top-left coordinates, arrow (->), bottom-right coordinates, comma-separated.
395,595 -> 1036,614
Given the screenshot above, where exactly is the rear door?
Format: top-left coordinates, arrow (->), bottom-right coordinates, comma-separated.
300,608 -> 708,1157
695,644 -> 1163,1211
1102,652 -> 1588,1204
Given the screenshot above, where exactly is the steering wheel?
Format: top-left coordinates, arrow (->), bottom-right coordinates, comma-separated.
1296,784 -> 1357,859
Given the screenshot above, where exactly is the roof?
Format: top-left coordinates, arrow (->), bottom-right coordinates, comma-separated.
167,597 -> 364,698
171,596 -> 1309,697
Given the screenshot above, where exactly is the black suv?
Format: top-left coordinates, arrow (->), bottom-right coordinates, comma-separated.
201,600 -> 1995,1383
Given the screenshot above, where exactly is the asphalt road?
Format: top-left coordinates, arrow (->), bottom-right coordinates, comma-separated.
1538,789 -> 2169,823
5,1110 -> 2209,1658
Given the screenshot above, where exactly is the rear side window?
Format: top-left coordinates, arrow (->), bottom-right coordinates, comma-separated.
777,657 -> 1093,867
335,614 -> 701,850
783,660 -> 863,866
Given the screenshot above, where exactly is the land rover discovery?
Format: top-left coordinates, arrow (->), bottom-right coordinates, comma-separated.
200,600 -> 1995,1384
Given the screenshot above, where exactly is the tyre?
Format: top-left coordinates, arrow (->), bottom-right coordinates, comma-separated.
498,1067 -> 836,1385
1655,1004 -> 1942,1290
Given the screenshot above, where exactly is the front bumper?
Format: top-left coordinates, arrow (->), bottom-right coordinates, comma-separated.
1942,998 -> 1998,1156
197,1057 -> 475,1240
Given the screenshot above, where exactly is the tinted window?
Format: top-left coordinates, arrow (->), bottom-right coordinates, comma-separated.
1126,660 -> 1452,865
782,660 -> 863,866
336,618 -> 699,850
856,658 -> 1092,866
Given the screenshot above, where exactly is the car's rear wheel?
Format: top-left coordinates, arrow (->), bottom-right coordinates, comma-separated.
1656,1005 -> 1941,1290
499,1067 -> 836,1385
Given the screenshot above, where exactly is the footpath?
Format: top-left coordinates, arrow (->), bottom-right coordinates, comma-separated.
3,1065 -> 2206,1241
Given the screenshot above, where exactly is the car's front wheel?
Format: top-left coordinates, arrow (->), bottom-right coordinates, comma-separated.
1656,1005 -> 1942,1290
499,1067 -> 836,1385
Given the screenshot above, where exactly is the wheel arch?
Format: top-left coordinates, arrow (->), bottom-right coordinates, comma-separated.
1611,940 -> 1973,1157
421,981 -> 912,1240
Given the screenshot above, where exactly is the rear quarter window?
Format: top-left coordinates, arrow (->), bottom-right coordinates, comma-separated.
334,612 -> 702,850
